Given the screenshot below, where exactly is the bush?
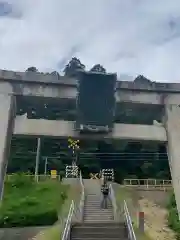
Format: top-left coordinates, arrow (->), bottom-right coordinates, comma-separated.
6,172 -> 34,188
167,192 -> 180,239
0,173 -> 68,227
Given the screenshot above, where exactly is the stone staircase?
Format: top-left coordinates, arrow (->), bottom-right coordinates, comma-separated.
70,222 -> 128,240
83,179 -> 113,222
70,179 -> 129,240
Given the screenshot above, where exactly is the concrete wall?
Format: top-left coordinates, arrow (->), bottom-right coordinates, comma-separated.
13,117 -> 167,141
1,69 -> 180,105
1,81 -> 180,105
165,105 -> 180,219
1,69 -> 180,93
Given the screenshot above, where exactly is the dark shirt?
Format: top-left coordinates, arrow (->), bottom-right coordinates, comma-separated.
101,185 -> 109,196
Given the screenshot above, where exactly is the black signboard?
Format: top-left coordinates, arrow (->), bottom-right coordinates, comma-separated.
76,71 -> 116,133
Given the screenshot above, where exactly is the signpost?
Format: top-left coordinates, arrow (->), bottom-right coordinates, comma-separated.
68,138 -> 80,165
51,170 -> 57,179
90,173 -> 100,179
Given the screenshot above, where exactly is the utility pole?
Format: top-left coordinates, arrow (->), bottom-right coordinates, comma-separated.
44,157 -> 48,175
68,138 -> 80,165
68,138 -> 80,177
35,138 -> 41,182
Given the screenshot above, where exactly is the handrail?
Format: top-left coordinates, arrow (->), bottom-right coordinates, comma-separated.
124,200 -> 136,240
79,171 -> 85,221
109,184 -> 118,221
61,170 -> 85,240
61,200 -> 75,240
6,174 -> 62,181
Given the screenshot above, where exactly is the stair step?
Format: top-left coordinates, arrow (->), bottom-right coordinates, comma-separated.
71,238 -> 123,240
84,213 -> 113,215
84,216 -> 113,218
71,232 -> 125,238
73,222 -> 125,227
84,213 -> 113,216
84,219 -> 114,222
72,229 -> 125,235
84,210 -> 112,212
85,204 -> 112,206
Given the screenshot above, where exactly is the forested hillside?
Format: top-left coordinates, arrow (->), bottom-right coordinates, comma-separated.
8,137 -> 171,182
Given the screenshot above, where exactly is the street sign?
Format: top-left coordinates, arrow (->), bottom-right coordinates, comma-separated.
51,170 -> 57,179
68,138 -> 80,154
90,173 -> 100,179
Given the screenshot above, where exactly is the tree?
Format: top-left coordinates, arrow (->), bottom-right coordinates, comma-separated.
51,71 -> 61,80
26,67 -> 38,72
63,57 -> 85,77
90,64 -> 106,74
134,75 -> 151,83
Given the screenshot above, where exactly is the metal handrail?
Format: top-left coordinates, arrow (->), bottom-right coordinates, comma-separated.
109,184 -> 118,221
61,200 -> 75,240
6,174 -> 62,181
124,200 -> 136,240
61,171 -> 85,240
79,171 -> 85,221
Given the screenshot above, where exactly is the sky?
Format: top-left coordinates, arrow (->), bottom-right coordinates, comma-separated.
0,0 -> 180,82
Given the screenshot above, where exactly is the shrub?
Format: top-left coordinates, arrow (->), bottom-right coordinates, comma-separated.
6,172 -> 34,189
0,173 -> 68,227
167,192 -> 180,239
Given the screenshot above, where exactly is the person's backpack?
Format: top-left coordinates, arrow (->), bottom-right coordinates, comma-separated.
102,185 -> 109,195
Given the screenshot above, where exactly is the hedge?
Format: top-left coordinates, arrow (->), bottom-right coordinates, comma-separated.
0,173 -> 68,227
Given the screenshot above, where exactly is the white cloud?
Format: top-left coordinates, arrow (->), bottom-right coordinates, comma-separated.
0,0 -> 180,81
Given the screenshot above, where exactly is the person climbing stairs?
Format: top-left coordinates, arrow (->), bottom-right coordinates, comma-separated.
70,179 -> 129,240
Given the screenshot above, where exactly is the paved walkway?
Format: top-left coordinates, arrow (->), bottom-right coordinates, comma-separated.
0,227 -> 46,240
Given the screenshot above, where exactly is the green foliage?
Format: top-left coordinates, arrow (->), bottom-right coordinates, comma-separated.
167,192 -> 180,239
90,64 -> 106,73
6,172 -> 34,188
63,57 -> 85,77
26,66 -> 38,72
0,173 -> 68,227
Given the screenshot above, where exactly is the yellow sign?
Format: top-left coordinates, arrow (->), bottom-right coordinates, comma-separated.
51,170 -> 57,179
90,173 -> 99,179
68,138 -> 80,153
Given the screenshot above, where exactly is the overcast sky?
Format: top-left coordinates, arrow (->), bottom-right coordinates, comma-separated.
0,0 -> 180,82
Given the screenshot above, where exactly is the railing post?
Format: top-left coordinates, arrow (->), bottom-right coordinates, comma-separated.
138,211 -> 145,233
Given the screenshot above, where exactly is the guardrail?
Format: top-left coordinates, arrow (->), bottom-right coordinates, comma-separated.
6,174 -> 62,181
109,184 -> 118,221
61,200 -> 75,240
124,178 -> 172,190
61,171 -> 85,239
124,200 -> 136,240
78,171 -> 85,222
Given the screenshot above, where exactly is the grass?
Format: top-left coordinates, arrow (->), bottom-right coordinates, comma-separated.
114,185 -> 153,240
34,179 -> 82,240
0,174 -> 68,227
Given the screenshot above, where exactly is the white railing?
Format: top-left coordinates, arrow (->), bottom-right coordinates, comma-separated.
124,200 -> 136,240
6,174 -> 62,182
61,171 -> 85,240
61,200 -> 75,240
109,184 -> 118,221
124,178 -> 172,190
79,171 -> 85,221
